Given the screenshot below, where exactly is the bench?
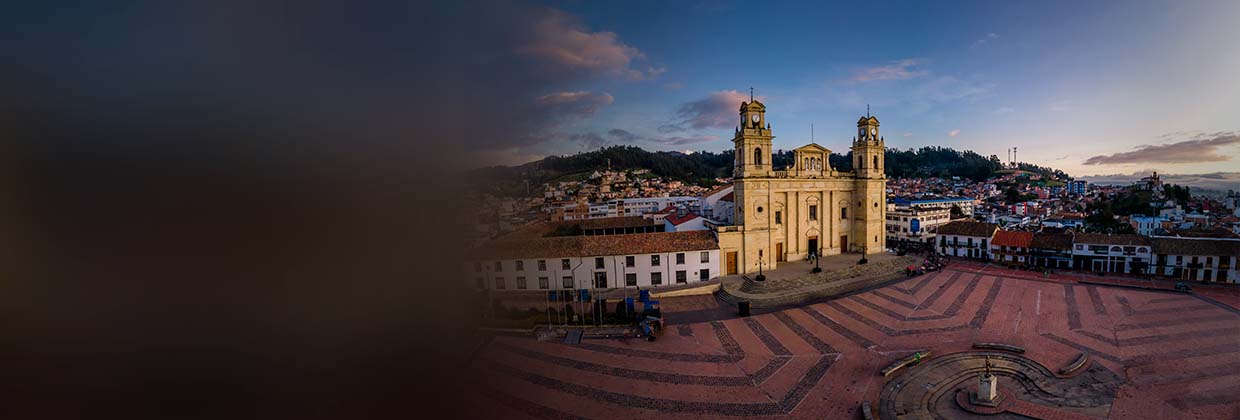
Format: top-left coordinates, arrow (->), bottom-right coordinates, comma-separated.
972,342 -> 1026,354
881,350 -> 932,377
1058,352 -> 1089,375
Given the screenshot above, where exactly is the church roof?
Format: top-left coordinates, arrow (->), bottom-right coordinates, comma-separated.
739,100 -> 765,111
856,116 -> 879,125
795,143 -> 831,153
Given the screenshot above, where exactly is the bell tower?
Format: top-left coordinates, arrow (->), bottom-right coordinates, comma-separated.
733,93 -> 774,179
852,114 -> 884,178
850,111 -> 886,255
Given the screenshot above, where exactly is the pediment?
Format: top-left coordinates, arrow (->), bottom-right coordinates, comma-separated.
795,143 -> 831,153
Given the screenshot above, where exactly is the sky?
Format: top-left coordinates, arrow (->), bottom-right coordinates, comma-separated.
482,0 -> 1240,179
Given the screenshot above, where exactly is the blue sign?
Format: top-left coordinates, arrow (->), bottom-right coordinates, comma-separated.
910,218 -> 921,234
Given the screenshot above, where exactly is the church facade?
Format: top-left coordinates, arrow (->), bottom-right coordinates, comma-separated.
716,99 -> 887,275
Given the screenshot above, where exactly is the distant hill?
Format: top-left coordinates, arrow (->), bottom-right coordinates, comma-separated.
470,145 -> 1071,197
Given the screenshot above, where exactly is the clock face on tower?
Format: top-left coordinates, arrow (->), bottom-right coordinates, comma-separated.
751,114 -> 760,124
859,128 -> 865,138
871,128 -> 876,136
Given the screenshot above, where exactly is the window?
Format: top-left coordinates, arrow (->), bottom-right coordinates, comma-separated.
651,255 -> 661,266
700,252 -> 710,263
595,257 -> 605,269
873,155 -> 879,168
775,211 -> 782,224
494,277 -> 505,290
676,253 -> 685,264
537,260 -> 547,271
676,270 -> 687,283
516,276 -> 527,289
562,276 -> 573,289
651,272 -> 663,285
699,269 -> 709,280
754,147 -> 763,166
841,207 -> 847,219
809,205 -> 818,221
625,273 -> 637,287
562,259 -> 571,270
538,277 -> 549,289
494,261 -> 502,271
593,272 -> 608,288
515,261 -> 524,271
625,256 -> 635,267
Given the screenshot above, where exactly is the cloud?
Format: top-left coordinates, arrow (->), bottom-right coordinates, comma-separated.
1082,131 -> 1240,165
659,90 -> 752,132
653,135 -> 721,145
1080,171 -> 1240,192
948,129 -> 960,137
607,128 -> 642,142
566,132 -> 608,149
1048,100 -> 1072,112
912,76 -> 994,103
850,59 -> 928,82
970,33 -> 1000,49
993,106 -> 1015,115
516,9 -> 664,81
902,131 -> 913,137
533,91 -> 614,119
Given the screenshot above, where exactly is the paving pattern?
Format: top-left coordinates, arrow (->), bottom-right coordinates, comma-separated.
466,266 -> 1240,419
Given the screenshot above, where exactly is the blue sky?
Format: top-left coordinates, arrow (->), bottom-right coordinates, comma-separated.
484,0 -> 1240,178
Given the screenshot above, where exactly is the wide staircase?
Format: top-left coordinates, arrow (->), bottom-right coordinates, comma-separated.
715,255 -> 917,309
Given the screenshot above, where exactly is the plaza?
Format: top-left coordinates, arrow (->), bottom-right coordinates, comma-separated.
465,264 -> 1240,419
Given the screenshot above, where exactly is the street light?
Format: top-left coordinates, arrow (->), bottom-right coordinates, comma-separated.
812,242 -> 823,273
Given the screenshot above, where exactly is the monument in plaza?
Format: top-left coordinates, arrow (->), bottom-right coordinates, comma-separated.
971,356 -> 1004,406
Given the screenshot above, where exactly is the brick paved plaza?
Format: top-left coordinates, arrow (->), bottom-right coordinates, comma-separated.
465,265 -> 1240,419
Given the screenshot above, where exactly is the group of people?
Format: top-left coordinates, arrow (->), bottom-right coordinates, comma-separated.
906,252 -> 949,277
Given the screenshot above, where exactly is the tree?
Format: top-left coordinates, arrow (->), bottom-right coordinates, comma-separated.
1004,186 -> 1023,204
950,204 -> 964,218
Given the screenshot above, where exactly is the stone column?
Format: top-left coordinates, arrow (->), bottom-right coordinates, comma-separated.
978,372 -> 997,402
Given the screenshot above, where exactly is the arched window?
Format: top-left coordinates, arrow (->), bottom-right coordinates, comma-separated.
873,155 -> 879,168
803,157 -> 809,170
754,148 -> 763,166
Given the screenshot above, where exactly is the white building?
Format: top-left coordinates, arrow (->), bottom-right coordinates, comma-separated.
664,209 -> 707,232
698,184 -> 735,224
935,221 -> 998,260
885,205 -> 952,246
1071,233 -> 1152,274
1149,237 -> 1240,283
556,196 -> 701,221
469,231 -> 720,290
1130,215 -> 1167,236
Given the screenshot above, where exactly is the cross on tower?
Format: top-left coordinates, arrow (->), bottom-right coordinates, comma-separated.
749,87 -> 754,102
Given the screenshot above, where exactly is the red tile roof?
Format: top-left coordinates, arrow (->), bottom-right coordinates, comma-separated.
991,230 -> 1033,248
719,192 -> 734,202
475,231 -> 718,260
664,211 -> 700,226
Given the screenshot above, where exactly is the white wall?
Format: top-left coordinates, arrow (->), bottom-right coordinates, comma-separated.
938,234 -> 992,259
468,249 -> 721,291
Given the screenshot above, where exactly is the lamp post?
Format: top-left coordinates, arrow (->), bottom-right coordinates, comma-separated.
812,243 -> 823,273
756,254 -> 766,281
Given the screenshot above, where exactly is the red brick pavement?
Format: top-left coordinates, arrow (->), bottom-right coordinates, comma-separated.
467,266 -> 1240,419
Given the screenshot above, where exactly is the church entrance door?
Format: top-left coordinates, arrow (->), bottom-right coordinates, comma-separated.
726,252 -> 738,275
807,237 -> 818,258
840,235 -> 848,253
775,243 -> 784,262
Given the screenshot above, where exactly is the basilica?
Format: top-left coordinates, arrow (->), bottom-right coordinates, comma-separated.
716,99 -> 887,275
